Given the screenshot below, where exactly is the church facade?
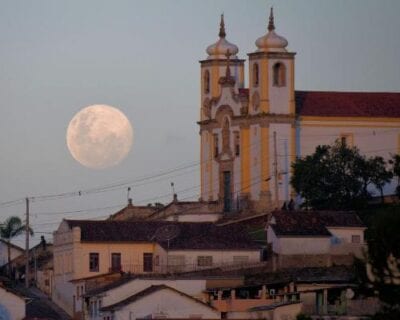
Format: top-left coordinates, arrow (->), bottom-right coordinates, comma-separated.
198,10 -> 400,212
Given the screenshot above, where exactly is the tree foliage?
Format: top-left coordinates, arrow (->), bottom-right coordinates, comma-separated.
291,141 -> 393,210
0,216 -> 33,277
355,206 -> 400,317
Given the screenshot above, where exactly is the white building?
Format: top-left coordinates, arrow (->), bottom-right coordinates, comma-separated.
198,10 -> 400,213
53,219 -> 261,317
99,285 -> 220,320
0,284 -> 26,320
266,211 -> 366,268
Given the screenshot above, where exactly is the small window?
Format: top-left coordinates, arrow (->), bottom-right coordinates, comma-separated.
234,131 -> 240,156
340,133 -> 353,147
197,256 -> 213,267
111,253 -> 121,272
204,70 -> 210,94
233,256 -> 249,265
352,235 -> 361,244
143,253 -> 153,272
76,286 -> 80,300
213,134 -> 219,158
273,62 -> 286,87
89,253 -> 99,272
253,63 -> 259,86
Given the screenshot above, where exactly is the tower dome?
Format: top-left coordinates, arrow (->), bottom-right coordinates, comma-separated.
206,14 -> 239,59
255,8 -> 288,52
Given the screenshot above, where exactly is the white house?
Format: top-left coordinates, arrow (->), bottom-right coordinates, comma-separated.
266,211 -> 366,268
0,284 -> 26,320
99,285 -> 220,320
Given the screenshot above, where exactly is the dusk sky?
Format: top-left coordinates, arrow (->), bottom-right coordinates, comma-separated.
1,0 -> 399,246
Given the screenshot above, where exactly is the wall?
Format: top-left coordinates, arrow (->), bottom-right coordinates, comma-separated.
0,241 -> 23,267
299,120 -> 400,195
268,227 -> 330,255
0,286 -> 25,320
167,249 -> 261,272
328,227 -> 365,244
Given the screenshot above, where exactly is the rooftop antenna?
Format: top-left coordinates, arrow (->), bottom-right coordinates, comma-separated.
127,187 -> 132,205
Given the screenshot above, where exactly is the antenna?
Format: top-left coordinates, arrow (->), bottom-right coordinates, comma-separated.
170,182 -> 175,195
152,224 -> 180,272
127,187 -> 131,204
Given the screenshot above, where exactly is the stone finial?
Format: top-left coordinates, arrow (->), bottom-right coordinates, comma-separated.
268,7 -> 275,31
219,13 -> 226,38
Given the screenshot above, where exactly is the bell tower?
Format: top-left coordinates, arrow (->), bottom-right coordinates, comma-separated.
199,15 -> 245,204
247,8 -> 296,210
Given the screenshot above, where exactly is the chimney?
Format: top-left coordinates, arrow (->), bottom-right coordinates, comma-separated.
128,198 -> 133,206
173,193 -> 178,203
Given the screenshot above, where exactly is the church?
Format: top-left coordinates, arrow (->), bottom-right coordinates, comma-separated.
198,9 -> 400,213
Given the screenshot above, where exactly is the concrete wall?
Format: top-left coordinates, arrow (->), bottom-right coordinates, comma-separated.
0,286 -> 26,320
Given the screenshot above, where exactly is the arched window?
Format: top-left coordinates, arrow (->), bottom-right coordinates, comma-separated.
273,62 -> 286,87
204,70 -> 210,93
253,63 -> 259,87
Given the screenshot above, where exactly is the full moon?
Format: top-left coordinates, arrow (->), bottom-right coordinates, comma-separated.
66,104 -> 133,169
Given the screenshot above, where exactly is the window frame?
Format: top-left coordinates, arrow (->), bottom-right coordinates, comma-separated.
197,255 -> 213,267
89,252 -> 99,272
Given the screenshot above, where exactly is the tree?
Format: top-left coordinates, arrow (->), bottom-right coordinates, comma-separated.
0,216 -> 33,278
291,141 -> 392,210
389,154 -> 400,198
355,206 -> 400,318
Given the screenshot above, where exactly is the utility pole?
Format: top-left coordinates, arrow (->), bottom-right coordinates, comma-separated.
25,197 -> 30,288
273,131 -> 279,209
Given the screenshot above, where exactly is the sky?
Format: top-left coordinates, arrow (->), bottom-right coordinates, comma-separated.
0,0 -> 400,246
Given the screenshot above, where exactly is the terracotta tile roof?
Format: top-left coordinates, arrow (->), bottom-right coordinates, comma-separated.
270,211 -> 365,237
64,220 -> 259,250
100,284 -> 217,312
296,90 -> 400,118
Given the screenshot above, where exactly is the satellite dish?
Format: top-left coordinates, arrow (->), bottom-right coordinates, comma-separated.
345,288 -> 355,299
153,225 -> 180,243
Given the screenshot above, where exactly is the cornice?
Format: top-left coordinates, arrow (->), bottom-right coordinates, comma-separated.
247,51 -> 296,59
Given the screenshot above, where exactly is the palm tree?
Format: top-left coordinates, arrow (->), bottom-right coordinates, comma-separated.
0,216 -> 33,278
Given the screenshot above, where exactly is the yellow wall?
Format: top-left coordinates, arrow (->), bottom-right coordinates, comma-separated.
240,127 -> 251,193
73,242 -> 157,279
260,126 -> 270,192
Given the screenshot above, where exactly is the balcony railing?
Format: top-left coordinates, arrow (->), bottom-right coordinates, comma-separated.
108,260 -> 268,275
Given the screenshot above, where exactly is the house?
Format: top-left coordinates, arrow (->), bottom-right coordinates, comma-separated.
0,283 -> 26,320
205,265 -> 378,319
266,211 -> 366,269
0,239 -> 24,269
99,285 -> 221,320
52,219 -> 261,317
5,240 -> 53,287
83,274 -> 226,319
